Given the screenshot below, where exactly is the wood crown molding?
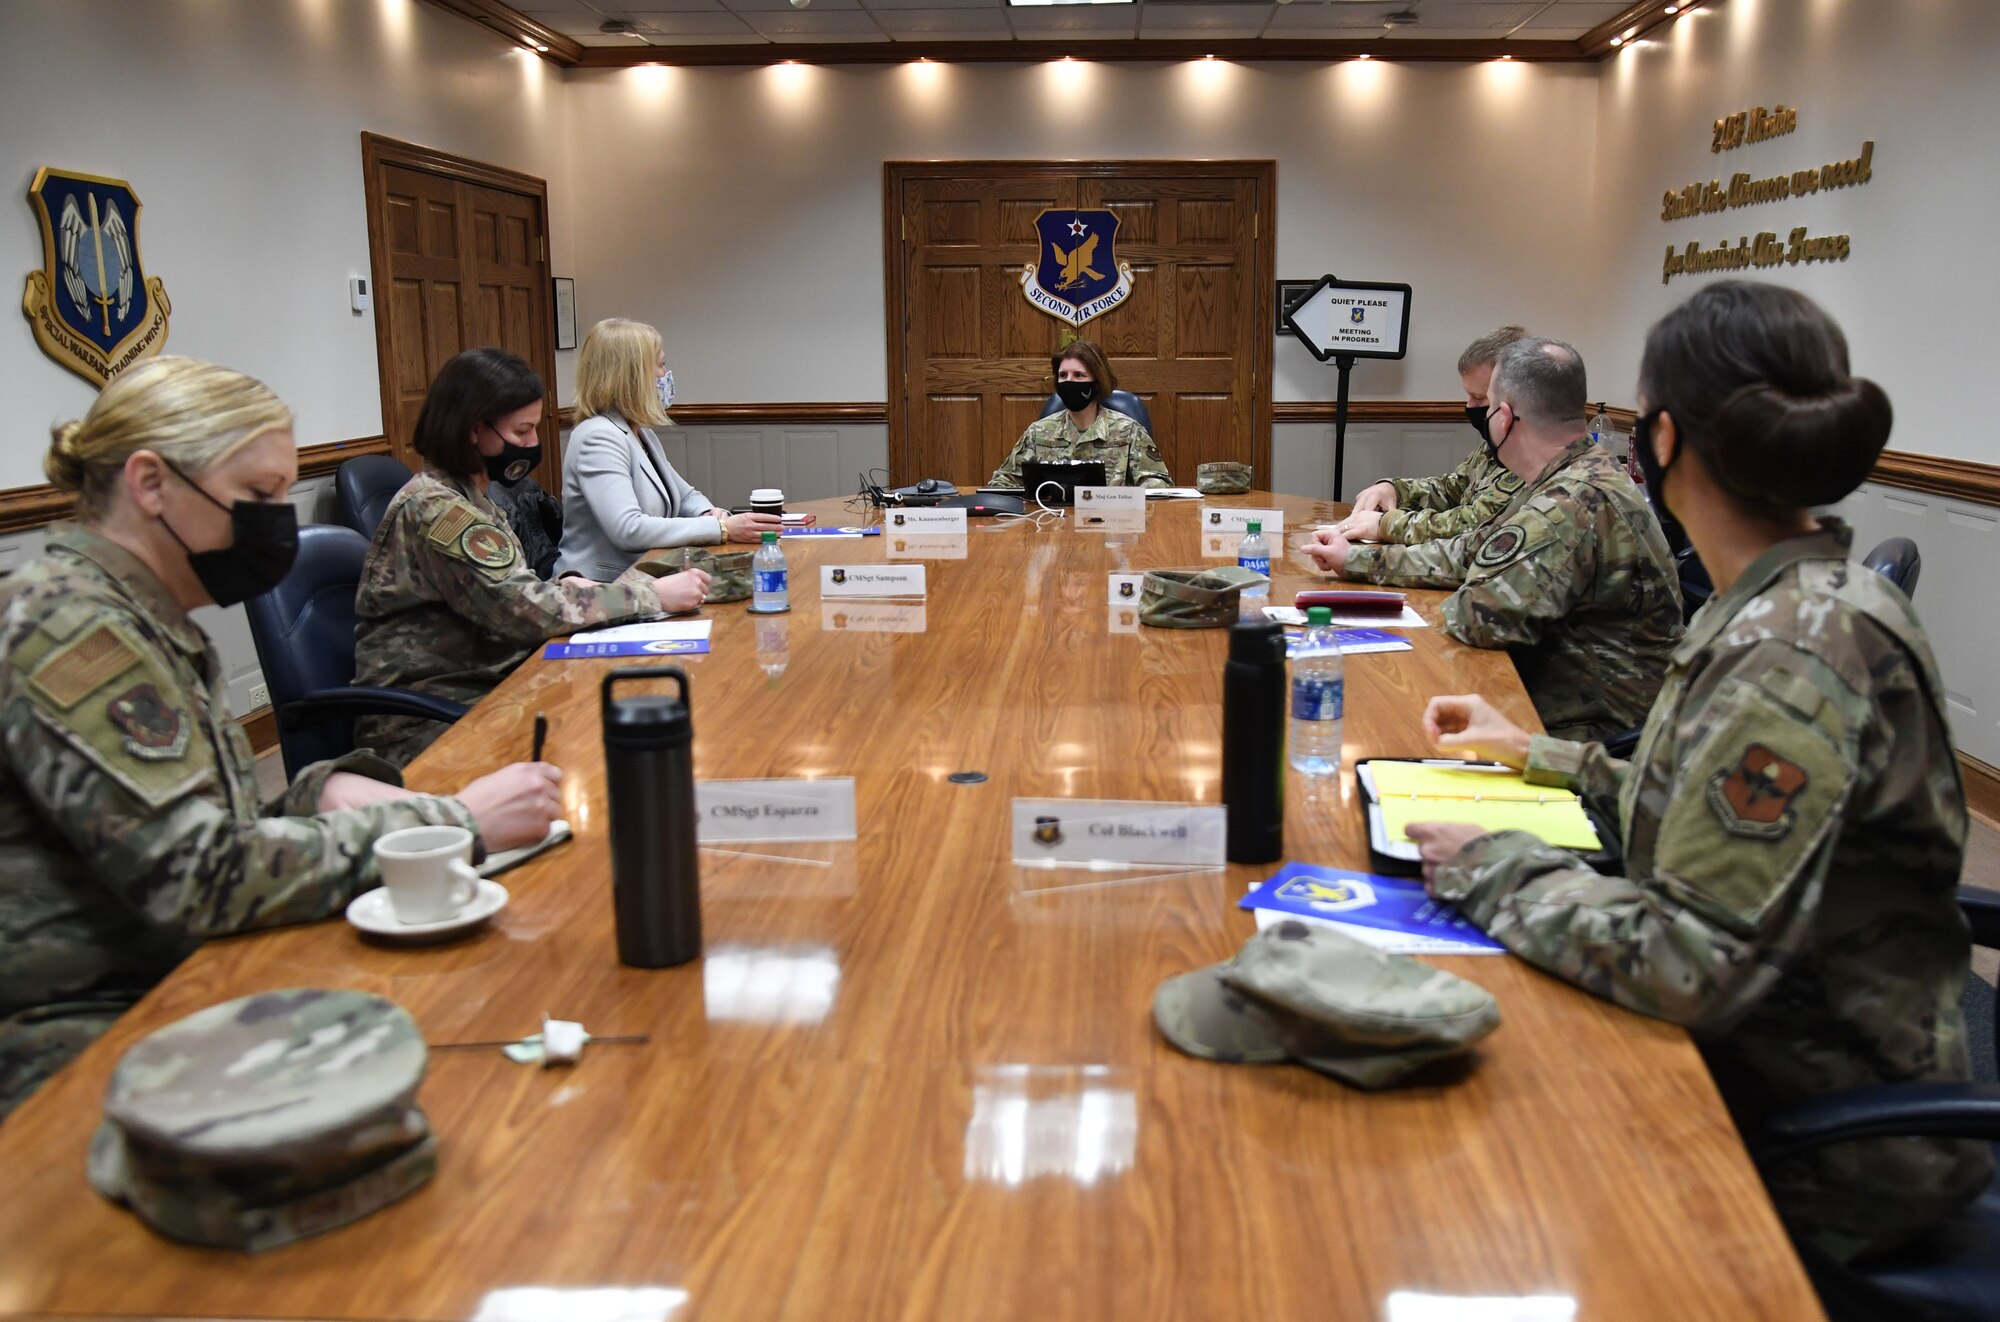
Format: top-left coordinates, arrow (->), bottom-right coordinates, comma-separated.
1578,1 -> 1683,59
573,37 -> 1593,70
0,435 -> 390,537
419,0 -> 584,65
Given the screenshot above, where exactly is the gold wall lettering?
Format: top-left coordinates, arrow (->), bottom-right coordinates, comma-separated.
1661,226 -> 1851,285
1661,141 -> 1874,221
1712,104 -> 1798,153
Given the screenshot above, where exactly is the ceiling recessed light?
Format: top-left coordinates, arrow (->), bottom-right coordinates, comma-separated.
1357,52 -> 1371,60
1498,53 -> 1512,60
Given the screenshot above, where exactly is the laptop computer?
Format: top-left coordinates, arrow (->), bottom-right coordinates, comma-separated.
1020,460 -> 1108,507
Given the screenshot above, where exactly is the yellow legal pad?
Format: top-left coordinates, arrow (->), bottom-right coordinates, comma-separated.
1366,761 -> 1604,851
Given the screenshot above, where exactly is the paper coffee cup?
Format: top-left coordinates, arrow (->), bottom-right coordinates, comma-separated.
374,825 -> 480,924
750,487 -> 785,517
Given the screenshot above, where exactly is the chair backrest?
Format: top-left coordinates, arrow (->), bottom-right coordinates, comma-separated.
243,524 -> 371,779
334,454 -> 414,540
1037,389 -> 1155,436
1862,536 -> 1921,600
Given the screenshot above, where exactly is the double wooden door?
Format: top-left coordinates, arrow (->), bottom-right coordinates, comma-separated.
363,135 -> 558,478
886,161 -> 1274,488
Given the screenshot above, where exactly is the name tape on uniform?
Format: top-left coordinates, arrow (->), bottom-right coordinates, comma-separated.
697,778 -> 858,843
821,564 -> 925,598
1202,506 -> 1285,535
1011,797 -> 1227,870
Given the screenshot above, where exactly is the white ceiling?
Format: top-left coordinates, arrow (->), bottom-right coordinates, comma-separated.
521,0 -> 1637,47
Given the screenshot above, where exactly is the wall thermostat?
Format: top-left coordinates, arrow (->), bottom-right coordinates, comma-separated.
349,277 -> 371,313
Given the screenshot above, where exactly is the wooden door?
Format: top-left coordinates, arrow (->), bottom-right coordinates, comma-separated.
364,135 -> 558,479
886,162 -> 1274,489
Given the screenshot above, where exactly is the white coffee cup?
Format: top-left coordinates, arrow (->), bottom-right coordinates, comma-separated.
374,825 -> 481,924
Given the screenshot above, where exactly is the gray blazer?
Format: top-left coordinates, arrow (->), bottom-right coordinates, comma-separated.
553,410 -> 726,582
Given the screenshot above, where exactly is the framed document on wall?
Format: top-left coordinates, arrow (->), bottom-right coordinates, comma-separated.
552,277 -> 577,350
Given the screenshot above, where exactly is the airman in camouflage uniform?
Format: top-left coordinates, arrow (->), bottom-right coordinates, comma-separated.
1375,445 -> 1524,543
1343,438 -> 1684,741
988,409 -> 1172,489
353,472 -> 660,766
1427,522 -> 1991,1261
0,529 -> 477,1119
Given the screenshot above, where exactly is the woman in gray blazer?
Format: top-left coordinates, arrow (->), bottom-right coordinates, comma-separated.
553,319 -> 782,581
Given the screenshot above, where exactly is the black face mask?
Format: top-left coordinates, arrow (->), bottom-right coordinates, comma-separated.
1055,380 -> 1099,414
1631,410 -> 1675,522
1465,403 -> 1492,445
159,460 -> 300,607
1482,404 -> 1513,464
481,428 -> 539,486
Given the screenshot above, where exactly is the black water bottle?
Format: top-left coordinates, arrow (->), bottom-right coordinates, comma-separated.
602,667 -> 702,966
1222,619 -> 1286,864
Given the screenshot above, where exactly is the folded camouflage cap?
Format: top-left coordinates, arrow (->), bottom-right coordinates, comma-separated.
88,988 -> 436,1252
1154,920 -> 1501,1089
1196,461 -> 1254,496
1140,565 -> 1270,629
637,549 -> 755,602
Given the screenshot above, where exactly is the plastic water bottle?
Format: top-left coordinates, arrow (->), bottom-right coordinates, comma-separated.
1289,605 -> 1344,777
1237,520 -> 1271,618
752,530 -> 788,612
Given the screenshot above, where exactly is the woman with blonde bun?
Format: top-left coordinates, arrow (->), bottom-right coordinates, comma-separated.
553,318 -> 783,582
0,357 -> 563,1120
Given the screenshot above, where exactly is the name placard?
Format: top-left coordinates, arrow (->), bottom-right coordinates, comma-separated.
821,601 -> 927,633
1075,486 -> 1144,512
1108,572 -> 1145,605
1012,797 -> 1227,869
822,564 -> 926,598
886,507 -> 967,533
887,532 -> 968,560
1202,506 -> 1285,535
697,777 -> 858,843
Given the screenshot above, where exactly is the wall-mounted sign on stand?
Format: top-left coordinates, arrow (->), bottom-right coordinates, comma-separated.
1019,209 -> 1135,330
21,168 -> 172,385
1281,275 -> 1412,500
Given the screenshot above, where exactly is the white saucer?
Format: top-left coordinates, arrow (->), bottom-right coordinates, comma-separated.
346,879 -> 509,943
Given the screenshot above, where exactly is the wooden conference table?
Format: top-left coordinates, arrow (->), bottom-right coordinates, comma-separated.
0,493 -> 1821,1321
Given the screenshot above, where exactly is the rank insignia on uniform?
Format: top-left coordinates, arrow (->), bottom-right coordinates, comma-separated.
831,568 -> 847,584
1019,209 -> 1135,328
1033,815 -> 1064,847
459,524 -> 517,571
1474,524 -> 1527,567
107,682 -> 189,762
1709,743 -> 1808,839
22,168 -> 172,387
1118,581 -> 1135,598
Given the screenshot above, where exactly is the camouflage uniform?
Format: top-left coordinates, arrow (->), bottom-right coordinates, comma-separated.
1376,443 -> 1525,544
353,473 -> 658,766
989,409 -> 1172,489
1430,523 -> 1990,1262
1345,438 -> 1682,741
0,529 -> 477,1119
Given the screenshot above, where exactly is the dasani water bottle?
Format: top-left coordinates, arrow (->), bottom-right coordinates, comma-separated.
752,530 -> 788,612
1289,605 -> 1344,777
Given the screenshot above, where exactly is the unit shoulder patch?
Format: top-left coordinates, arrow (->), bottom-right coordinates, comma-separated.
459,523 -> 518,571
1708,742 -> 1809,840
107,681 -> 190,762
1473,522 -> 1531,568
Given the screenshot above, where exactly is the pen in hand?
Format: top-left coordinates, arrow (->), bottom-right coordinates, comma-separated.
532,712 -> 548,764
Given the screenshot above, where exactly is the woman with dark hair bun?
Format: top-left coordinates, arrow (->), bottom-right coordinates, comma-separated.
987,338 -> 1171,489
1400,282 -> 1988,1269
353,348 -> 708,766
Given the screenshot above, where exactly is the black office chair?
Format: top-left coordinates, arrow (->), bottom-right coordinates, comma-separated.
1763,885 -> 2000,1322
243,524 -> 467,780
334,454 -> 414,540
1037,389 -> 1154,436
1863,536 -> 1922,600
1599,546 -> 1715,760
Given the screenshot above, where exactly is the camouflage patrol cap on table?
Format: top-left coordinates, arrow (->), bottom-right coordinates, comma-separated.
1196,461 -> 1254,496
1154,920 -> 1501,1089
637,548 -> 755,603
1139,565 -> 1270,629
87,988 -> 436,1252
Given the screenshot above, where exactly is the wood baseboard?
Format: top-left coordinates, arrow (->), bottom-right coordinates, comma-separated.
1963,753 -> 2000,832
241,706 -> 279,757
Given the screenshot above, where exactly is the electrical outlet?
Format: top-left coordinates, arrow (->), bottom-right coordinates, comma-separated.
248,682 -> 270,711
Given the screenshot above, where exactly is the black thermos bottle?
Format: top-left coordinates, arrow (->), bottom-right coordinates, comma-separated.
1222,618 -> 1286,864
602,667 -> 702,967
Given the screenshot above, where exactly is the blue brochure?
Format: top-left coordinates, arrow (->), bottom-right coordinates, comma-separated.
1285,627 -> 1412,658
782,526 -> 882,537
1240,863 -> 1504,954
543,639 -> 713,659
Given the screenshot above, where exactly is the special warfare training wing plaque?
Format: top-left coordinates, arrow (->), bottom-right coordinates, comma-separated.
1020,210 -> 1135,329
22,168 -> 171,385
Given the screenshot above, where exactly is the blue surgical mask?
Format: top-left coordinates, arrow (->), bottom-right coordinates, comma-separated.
658,370 -> 675,412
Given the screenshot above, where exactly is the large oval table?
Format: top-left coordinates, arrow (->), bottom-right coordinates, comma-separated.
0,493 -> 1822,1321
